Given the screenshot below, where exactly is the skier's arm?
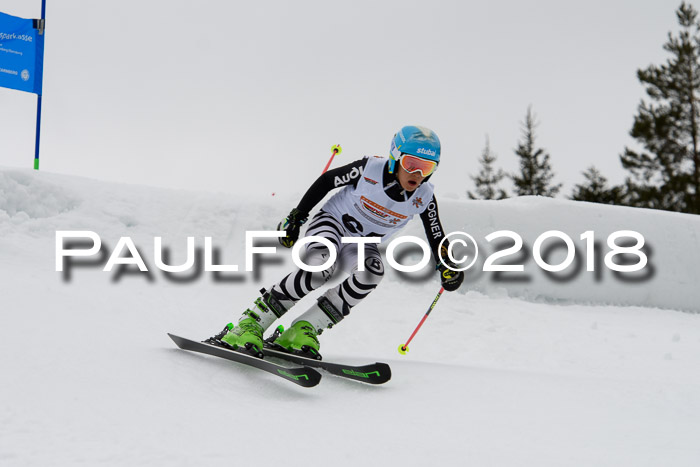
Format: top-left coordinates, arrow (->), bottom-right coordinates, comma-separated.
419,195 -> 464,292
419,194 -> 448,262
295,157 -> 368,215
278,157 -> 367,248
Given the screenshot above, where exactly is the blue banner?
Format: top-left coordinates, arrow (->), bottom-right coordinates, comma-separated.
0,11 -> 45,95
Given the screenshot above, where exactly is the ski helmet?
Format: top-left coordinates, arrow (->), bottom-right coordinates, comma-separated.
389,125 -> 441,174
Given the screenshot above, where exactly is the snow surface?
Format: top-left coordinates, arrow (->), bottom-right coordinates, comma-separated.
1,167 -> 700,466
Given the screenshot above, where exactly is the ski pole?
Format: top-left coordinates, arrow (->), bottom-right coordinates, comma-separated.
398,287 -> 445,355
322,144 -> 342,174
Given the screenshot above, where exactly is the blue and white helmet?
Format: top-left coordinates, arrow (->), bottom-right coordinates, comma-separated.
389,125 -> 441,173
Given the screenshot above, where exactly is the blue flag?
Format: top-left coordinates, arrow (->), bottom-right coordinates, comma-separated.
0,11 -> 45,95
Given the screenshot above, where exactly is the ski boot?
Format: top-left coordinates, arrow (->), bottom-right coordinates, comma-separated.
266,291 -> 348,360
205,288 -> 294,358
203,319 -> 264,357
271,321 -> 322,360
219,310 -> 266,358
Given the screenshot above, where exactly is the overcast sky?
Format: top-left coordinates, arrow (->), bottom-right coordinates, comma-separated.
0,0 -> 693,200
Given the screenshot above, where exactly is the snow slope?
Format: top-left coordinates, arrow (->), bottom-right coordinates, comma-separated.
1,167 -> 700,467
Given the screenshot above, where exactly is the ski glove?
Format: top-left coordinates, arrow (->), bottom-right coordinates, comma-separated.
277,208 -> 308,248
437,257 -> 464,292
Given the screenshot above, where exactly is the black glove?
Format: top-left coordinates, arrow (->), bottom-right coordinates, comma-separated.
277,208 -> 308,248
437,258 -> 464,292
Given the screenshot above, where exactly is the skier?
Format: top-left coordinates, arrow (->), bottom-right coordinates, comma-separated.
208,125 -> 464,358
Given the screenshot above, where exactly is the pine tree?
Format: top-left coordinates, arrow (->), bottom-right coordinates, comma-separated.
570,166 -> 623,204
620,2 -> 700,214
468,135 -> 508,200
512,106 -> 562,197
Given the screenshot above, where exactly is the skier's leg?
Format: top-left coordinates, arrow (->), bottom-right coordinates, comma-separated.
212,211 -> 343,353
274,243 -> 384,356
266,210 -> 345,314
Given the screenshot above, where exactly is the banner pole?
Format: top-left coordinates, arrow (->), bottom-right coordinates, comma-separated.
34,96 -> 42,170
33,0 -> 46,170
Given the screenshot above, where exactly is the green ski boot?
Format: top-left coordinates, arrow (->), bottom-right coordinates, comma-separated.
220,310 -> 265,357
207,288 -> 297,358
274,321 -> 322,359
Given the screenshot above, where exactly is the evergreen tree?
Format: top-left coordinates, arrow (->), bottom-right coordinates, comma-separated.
571,166 -> 623,204
512,106 -> 562,197
621,2 -> 700,214
468,135 -> 508,200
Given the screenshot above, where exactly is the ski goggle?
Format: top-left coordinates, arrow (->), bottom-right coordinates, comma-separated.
398,154 -> 438,177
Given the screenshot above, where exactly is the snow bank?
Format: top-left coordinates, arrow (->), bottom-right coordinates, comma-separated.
2,167 -> 700,467
412,194 -> 700,313
2,167 -> 699,312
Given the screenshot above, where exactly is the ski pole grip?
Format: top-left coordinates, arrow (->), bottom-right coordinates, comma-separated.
322,144 -> 342,174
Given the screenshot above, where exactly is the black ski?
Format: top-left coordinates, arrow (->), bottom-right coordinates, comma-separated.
263,345 -> 392,385
168,334 -> 321,388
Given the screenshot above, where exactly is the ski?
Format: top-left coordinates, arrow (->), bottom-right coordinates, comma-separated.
168,334 -> 321,388
263,345 -> 392,385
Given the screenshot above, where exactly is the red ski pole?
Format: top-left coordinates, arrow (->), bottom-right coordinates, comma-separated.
273,144 -> 343,197
322,144 -> 342,174
398,287 -> 445,355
